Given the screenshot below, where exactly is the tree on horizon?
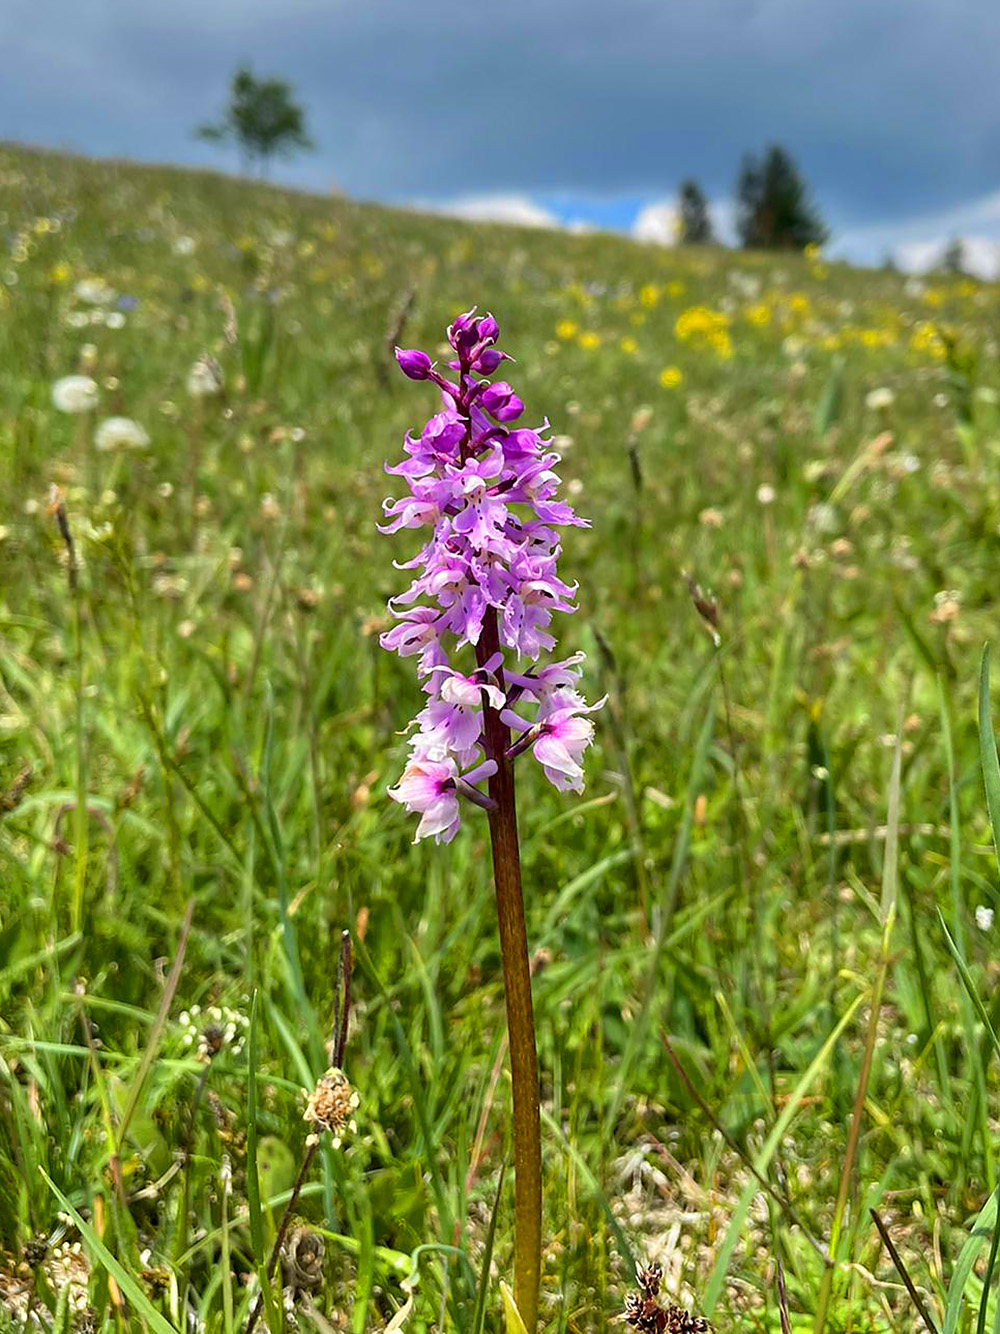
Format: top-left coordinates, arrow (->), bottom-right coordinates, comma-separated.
677,179 -> 715,244
736,145 -> 827,250
940,237 -> 965,275
197,66 -> 314,177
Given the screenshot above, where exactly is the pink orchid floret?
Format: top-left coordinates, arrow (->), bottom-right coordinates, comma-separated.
503,696 -> 606,793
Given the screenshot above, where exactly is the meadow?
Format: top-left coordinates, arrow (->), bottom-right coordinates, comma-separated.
3,143 -> 1000,1333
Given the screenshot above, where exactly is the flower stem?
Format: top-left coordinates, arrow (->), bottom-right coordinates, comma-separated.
476,609 -> 541,1332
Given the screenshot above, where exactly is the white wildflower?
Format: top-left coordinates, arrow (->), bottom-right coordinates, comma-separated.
94,416 -> 150,452
865,387 -> 896,411
74,277 -> 115,305
52,375 -> 99,414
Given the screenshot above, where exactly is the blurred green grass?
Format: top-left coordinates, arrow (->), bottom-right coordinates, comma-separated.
3,143 -> 1000,1332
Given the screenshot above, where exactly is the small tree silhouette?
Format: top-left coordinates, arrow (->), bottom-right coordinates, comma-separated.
736,145 -> 827,250
198,66 -> 313,176
677,180 -> 714,245
940,238 -> 965,275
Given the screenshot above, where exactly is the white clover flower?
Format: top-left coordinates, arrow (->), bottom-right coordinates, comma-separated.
865,387 -> 896,411
976,905 -> 994,931
52,375 -> 99,414
186,356 -> 224,398
94,416 -> 150,452
756,483 -> 776,506
74,277 -> 115,305
173,235 -> 196,256
105,311 -> 126,330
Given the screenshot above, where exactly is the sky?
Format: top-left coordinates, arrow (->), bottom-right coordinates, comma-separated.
3,0 -> 1000,273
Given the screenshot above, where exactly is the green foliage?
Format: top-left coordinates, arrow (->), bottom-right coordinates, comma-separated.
3,143 -> 1000,1331
736,144 -> 828,250
198,65 -> 313,174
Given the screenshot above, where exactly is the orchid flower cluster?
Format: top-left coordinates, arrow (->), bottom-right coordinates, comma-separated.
380,308 -> 603,844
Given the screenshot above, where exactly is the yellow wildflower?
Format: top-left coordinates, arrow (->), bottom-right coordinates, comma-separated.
555,319 -> 578,340
659,366 -> 683,389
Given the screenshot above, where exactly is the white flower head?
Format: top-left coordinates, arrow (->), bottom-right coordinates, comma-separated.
173,235 -> 197,257
74,277 -> 116,306
976,905 -> 994,931
865,387 -> 896,412
94,416 -> 150,452
52,375 -> 99,414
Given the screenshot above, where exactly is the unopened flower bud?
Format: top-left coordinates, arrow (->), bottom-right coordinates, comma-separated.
475,348 -> 505,374
395,347 -> 433,380
447,307 -> 479,352
477,313 -> 499,342
481,381 -> 524,422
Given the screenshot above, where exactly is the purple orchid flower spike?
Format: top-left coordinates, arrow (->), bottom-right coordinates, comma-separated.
379,310 -> 600,840
378,309 -> 601,1331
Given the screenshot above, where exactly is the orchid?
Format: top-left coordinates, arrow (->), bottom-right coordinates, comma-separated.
381,308 -> 601,842
379,308 -> 602,1330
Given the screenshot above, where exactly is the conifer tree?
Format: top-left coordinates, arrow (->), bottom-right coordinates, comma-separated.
736,145 -> 827,250
678,179 -> 714,244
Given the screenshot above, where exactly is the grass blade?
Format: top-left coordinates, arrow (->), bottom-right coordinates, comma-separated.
702,989 -> 865,1316
944,1188 -> 999,1334
980,646 -> 1000,882
472,1157 -> 509,1334
246,991 -> 280,1334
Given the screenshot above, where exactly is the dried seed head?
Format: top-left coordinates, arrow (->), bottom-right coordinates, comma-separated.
622,1295 -> 667,1332
22,1233 -> 48,1268
636,1262 -> 662,1296
143,1265 -> 171,1297
684,573 -> 721,646
622,1293 -> 646,1324
622,1258 -> 711,1334
284,1222 -> 325,1292
1,766 -> 32,814
662,1307 -> 711,1334
77,1307 -> 98,1334
303,1067 -> 359,1146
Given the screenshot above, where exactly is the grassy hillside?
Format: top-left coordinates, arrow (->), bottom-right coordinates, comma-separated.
3,144 -> 1000,1332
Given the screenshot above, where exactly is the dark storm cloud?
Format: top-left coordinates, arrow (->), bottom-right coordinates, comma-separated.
2,0 -> 999,233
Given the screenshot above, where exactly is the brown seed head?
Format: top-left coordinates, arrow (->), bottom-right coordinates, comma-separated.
303,1067 -> 359,1143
